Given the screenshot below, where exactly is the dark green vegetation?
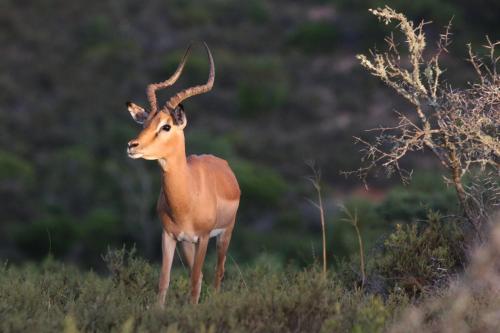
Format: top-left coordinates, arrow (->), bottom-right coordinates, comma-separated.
3,214 -> 498,332
0,253 -> 401,333
0,213 -> 448,332
5,172 -> 459,269
0,212 -> 465,333
1,0 -> 498,267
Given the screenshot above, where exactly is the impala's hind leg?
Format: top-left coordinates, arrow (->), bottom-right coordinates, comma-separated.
191,235 -> 209,304
181,241 -> 195,272
215,225 -> 234,291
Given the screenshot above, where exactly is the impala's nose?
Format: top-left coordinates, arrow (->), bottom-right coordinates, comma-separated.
127,140 -> 142,159
127,140 -> 139,149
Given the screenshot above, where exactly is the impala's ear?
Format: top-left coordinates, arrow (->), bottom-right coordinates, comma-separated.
171,104 -> 187,129
126,101 -> 148,124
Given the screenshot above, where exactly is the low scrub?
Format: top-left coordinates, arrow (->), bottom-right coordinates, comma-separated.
3,214 -> 500,332
389,219 -> 500,332
372,212 -> 465,295
1,249 -> 403,333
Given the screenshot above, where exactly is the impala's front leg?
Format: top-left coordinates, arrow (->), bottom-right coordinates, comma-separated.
158,230 -> 176,307
191,235 -> 209,304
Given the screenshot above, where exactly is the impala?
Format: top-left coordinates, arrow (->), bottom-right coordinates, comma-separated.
126,42 -> 240,305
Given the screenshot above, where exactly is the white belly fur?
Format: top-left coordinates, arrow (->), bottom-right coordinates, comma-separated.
176,231 -> 199,243
176,228 -> 226,243
209,228 -> 226,238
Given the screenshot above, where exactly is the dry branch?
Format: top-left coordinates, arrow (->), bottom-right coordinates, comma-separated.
347,7 -> 500,233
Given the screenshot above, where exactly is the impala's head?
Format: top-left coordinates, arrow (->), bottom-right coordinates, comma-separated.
126,42 -> 214,160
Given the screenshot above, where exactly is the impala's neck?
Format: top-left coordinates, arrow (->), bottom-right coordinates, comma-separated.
158,134 -> 193,218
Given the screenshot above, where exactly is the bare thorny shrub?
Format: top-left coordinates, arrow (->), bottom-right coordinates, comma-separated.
346,7 -> 499,235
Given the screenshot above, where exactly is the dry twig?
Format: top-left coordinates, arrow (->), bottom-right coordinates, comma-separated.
345,7 -> 500,234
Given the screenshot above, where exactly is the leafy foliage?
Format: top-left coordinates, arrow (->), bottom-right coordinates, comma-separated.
389,220 -> 500,332
287,22 -> 339,53
374,212 -> 465,294
237,57 -> 289,116
0,249 -> 401,333
232,159 -> 289,208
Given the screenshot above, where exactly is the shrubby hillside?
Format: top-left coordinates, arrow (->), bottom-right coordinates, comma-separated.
1,0 -> 498,266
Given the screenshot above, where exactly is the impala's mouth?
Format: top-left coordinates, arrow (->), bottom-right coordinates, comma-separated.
127,149 -> 143,159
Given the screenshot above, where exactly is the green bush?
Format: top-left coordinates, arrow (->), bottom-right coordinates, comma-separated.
167,0 -> 214,27
388,221 -> 500,332
237,57 -> 288,116
40,146 -> 100,214
0,249 -> 401,333
231,226 -> 320,266
377,186 -> 457,222
11,215 -> 78,258
186,131 -> 235,159
287,22 -> 339,53
231,159 -> 289,208
373,212 -> 465,294
0,150 -> 34,187
321,293 -> 396,333
102,247 -> 156,296
80,208 -> 123,258
246,0 -> 269,23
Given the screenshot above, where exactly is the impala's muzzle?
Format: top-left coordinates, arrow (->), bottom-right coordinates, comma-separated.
127,140 -> 142,158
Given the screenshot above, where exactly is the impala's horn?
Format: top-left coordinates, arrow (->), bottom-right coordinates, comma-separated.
146,44 -> 192,113
166,42 -> 215,110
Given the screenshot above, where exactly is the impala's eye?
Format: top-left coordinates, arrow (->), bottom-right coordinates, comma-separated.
161,124 -> 171,132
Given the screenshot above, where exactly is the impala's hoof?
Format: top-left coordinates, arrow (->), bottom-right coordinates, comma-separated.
157,294 -> 166,309
156,301 -> 165,310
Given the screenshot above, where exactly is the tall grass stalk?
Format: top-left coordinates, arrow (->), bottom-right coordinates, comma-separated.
306,163 -> 327,278
341,205 -> 366,287
228,253 -> 248,290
